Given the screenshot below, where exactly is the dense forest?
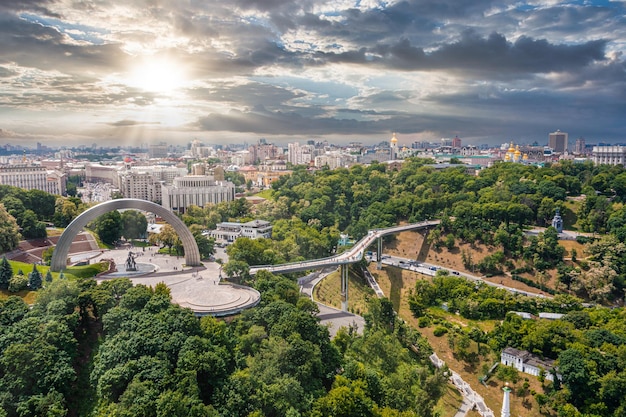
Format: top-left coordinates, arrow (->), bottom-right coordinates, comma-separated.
0,272 -> 442,416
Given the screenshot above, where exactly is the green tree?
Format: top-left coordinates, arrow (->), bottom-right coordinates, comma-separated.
20,209 -> 47,239
223,260 -> 250,281
558,348 -> 593,409
53,198 -> 78,227
158,224 -> 179,254
25,189 -> 56,219
93,211 -> 123,245
28,264 -> 43,290
0,256 -> 12,290
44,270 -> 53,284
310,377 -> 375,417
1,196 -> 26,225
121,210 -> 148,240
192,230 -> 215,260
0,203 -> 20,252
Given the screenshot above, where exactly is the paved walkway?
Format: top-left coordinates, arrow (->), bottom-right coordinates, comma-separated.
430,353 -> 495,417
300,267 -> 366,337
90,247 -> 259,316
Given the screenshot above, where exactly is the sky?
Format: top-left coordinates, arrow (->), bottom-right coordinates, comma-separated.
0,0 -> 625,148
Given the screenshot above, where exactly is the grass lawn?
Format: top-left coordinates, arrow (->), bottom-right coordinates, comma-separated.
313,266 -> 376,315
254,189 -> 274,199
0,259 -> 110,304
434,384 -> 464,417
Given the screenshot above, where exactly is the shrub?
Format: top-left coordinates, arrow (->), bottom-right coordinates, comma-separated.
433,326 -> 448,337
9,274 -> 28,292
575,235 -> 590,244
418,316 -> 431,328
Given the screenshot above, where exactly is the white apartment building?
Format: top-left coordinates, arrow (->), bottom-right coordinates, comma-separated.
314,152 -> 344,169
161,175 -> 235,214
592,145 -> 626,166
0,164 -> 67,195
288,143 -> 315,166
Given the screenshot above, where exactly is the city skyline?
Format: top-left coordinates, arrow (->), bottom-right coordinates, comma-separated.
0,0 -> 625,147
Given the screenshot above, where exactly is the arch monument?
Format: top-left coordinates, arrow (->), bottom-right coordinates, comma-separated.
50,198 -> 202,272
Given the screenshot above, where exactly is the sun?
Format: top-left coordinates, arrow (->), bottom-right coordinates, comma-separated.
126,57 -> 188,94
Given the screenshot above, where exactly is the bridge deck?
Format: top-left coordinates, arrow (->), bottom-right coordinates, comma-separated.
250,220 -> 439,275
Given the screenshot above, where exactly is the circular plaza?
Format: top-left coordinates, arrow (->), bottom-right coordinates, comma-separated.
91,246 -> 260,316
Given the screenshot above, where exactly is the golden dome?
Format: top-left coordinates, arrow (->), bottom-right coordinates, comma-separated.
508,142 -> 515,153
391,132 -> 398,144
514,145 -> 521,156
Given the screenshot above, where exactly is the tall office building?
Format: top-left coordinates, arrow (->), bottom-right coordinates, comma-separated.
574,137 -> 586,154
548,130 -> 568,153
148,143 -> 168,158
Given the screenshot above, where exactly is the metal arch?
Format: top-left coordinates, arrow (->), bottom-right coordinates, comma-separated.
50,198 -> 201,271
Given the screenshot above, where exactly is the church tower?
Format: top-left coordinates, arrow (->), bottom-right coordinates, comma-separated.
390,132 -> 398,159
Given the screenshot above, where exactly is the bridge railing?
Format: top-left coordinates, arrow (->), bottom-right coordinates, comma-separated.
250,220 -> 441,274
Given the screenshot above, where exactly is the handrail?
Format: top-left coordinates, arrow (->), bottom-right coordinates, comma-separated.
250,220 -> 440,275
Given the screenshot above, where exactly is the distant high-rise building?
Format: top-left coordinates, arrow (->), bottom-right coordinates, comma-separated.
452,136 -> 462,148
149,143 -> 168,158
574,137 -> 586,154
249,142 -> 280,163
548,130 -> 568,153
287,142 -> 314,166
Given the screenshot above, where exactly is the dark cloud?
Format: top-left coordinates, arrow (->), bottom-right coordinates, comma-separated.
321,31 -> 608,76
0,0 -> 62,18
188,82 -> 304,108
0,14 -> 128,75
428,31 -> 607,73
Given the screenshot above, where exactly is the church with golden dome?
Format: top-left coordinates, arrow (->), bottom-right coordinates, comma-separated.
503,142 -> 528,163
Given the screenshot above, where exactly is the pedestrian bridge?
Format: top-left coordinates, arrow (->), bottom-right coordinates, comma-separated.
250,220 -> 440,275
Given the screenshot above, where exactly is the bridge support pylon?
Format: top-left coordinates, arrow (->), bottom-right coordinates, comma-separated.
341,264 -> 348,311
376,236 -> 382,270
